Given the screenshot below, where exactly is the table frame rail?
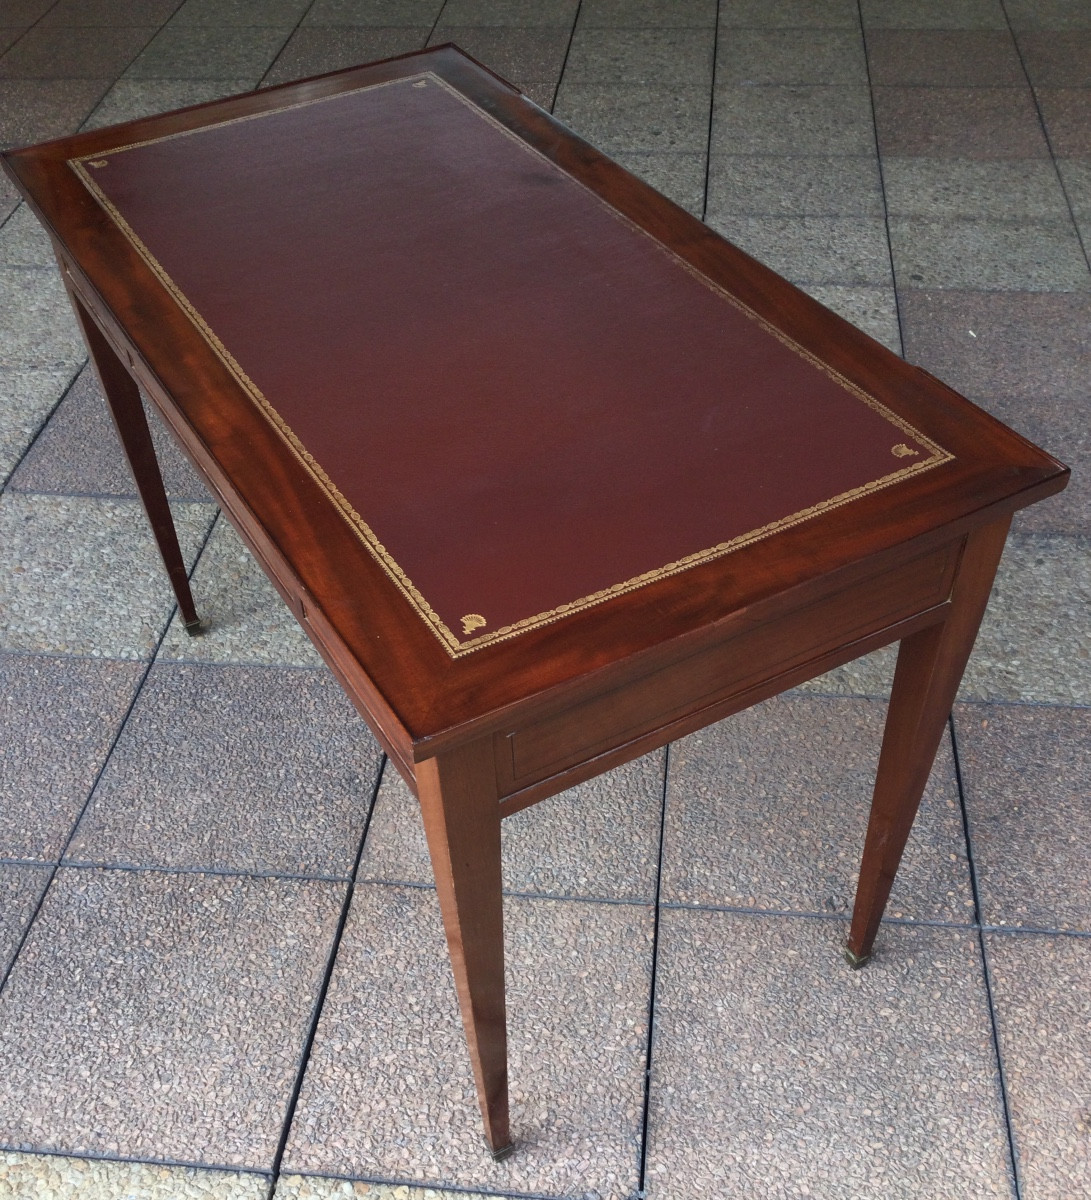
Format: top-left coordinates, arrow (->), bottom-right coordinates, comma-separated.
61,238 -> 1019,1160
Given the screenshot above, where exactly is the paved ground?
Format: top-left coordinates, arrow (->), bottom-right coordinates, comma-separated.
1,2 -> 1089,1199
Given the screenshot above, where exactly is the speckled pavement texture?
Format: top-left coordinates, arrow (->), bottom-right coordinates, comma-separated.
662,693 -> 974,923
0,3 -> 1087,1200
646,915 -> 1014,1199
156,518 -> 323,667
281,885 -> 652,1199
359,750 -> 665,901
0,869 -> 345,1169
275,1181 -> 504,1200
0,1152 -> 268,1199
65,662 -> 383,876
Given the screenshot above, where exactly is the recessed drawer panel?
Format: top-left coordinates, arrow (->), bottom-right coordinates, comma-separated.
505,542 -> 959,788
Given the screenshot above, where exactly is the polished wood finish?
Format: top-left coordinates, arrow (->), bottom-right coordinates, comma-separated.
499,542 -> 960,792
846,516 -> 1012,964
65,280 -> 201,632
2,46 -> 1068,1154
417,739 -> 510,1156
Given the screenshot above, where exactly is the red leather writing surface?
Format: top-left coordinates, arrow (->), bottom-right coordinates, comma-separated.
72,73 -> 950,655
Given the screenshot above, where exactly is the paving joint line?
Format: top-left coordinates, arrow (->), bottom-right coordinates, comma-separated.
266,750 -> 389,1195
1000,0 -> 1091,276
0,358 -> 86,494
658,898 -> 979,929
548,0 -> 584,113
0,645 -> 333,671
981,923 -> 1091,940
52,859 -> 354,883
255,0 -> 319,92
424,0 -> 452,56
857,0 -> 906,359
949,711 -> 1024,1200
356,875 -> 659,908
0,0 -> 61,54
149,657 -> 344,671
285,1164 -> 560,1200
699,0 -> 721,224
635,742 -> 672,1198
0,1142 -> 271,1182
6,484 -> 215,503
956,695 -> 1091,713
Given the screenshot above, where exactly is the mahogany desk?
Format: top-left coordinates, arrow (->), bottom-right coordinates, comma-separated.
2,47 -> 1068,1157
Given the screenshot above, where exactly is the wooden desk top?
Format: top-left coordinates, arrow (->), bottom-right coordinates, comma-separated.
65,69 -> 948,656
2,46 -> 1067,754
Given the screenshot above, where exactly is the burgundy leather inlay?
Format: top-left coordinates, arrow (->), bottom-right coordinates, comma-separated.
72,74 -> 949,653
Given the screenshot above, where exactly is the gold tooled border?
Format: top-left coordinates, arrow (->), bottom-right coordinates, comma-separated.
69,71 -> 954,658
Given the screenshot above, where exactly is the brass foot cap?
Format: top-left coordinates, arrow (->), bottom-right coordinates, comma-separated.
183,619 -> 204,637
490,1141 -> 516,1162
843,942 -> 871,970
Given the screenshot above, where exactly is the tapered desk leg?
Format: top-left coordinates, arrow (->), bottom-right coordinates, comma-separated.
65,285 -> 201,633
845,518 -> 1011,967
417,739 -> 512,1158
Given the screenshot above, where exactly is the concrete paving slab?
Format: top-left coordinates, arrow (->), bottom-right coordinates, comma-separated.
0,492 -> 216,659
0,79 -> 110,147
83,78 -> 258,129
0,865 -> 50,978
707,213 -> 892,285
873,86 -> 1049,159
711,84 -> 875,156
706,154 -> 884,217
0,266 -> 85,372
0,203 -> 57,269
67,662 -> 382,878
434,0 -> 578,28
962,532 -> 1091,705
866,29 -> 1024,86
986,931 -> 1091,1199
0,1152 -> 268,1200
563,27 -> 713,88
859,0 -> 1007,30
1016,31 -> 1091,86
124,23 -> 290,80
0,24 -> 157,81
882,158 -> 1071,221
719,0 -> 859,28
1035,87 -> 1091,157
283,884 -> 652,1200
8,363 -> 209,500
156,518 -> 323,668
899,289 -> 1091,405
799,284 -> 902,354
168,0 -> 313,28
0,868 -> 343,1170
663,693 -> 972,924
610,149 -> 706,215
552,82 -> 709,153
302,0 -> 444,27
263,27 -> 429,88
0,366 -> 78,486
424,25 -> 570,92
646,912 -> 1013,1199
0,653 -> 146,861
718,28 -> 867,85
956,703 -> 1091,932
890,216 -> 1090,291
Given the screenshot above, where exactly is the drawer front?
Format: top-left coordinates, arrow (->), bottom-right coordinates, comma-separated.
502,542 -> 959,791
